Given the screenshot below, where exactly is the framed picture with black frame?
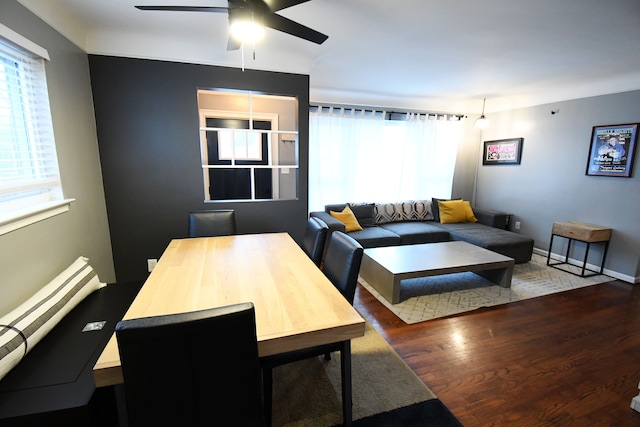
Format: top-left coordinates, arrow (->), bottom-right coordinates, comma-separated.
482,138 -> 524,165
586,123 -> 638,177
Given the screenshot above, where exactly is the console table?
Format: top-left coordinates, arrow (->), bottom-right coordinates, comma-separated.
547,221 -> 612,277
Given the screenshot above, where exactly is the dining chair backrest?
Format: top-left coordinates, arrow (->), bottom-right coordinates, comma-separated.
115,303 -> 264,427
321,231 -> 364,304
301,217 -> 329,266
188,209 -> 236,237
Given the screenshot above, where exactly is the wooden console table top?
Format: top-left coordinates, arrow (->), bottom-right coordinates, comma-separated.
551,221 -> 612,243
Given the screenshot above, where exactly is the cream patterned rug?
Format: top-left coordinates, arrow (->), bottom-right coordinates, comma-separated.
359,253 -> 613,324
271,322 -> 462,426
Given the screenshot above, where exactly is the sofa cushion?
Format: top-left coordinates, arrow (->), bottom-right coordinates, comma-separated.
374,200 -> 433,224
329,206 -> 363,232
379,222 -> 450,245
346,227 -> 401,248
347,202 -> 376,227
438,200 -> 478,224
435,223 -> 534,263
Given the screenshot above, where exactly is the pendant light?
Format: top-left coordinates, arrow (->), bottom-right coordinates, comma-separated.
474,98 -> 490,129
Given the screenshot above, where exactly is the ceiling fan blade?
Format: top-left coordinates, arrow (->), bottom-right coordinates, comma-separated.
263,13 -> 328,44
262,0 -> 311,12
135,6 -> 228,13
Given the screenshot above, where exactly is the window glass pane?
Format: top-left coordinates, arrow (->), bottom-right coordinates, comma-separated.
246,131 -> 261,160
233,131 -> 247,159
218,130 -> 233,159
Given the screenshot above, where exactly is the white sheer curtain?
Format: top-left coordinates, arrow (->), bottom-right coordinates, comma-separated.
399,113 -> 462,199
308,107 -> 463,211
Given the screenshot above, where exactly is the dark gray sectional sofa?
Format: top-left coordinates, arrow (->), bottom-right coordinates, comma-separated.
310,200 -> 534,264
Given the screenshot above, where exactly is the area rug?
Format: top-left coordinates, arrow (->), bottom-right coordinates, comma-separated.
359,253 -> 613,324
271,322 -> 462,427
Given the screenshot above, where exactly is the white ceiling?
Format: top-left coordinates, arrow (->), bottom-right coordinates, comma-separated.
17,0 -> 640,114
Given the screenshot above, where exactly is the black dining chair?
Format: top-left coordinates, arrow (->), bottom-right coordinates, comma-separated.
188,209 -> 236,237
261,231 -> 364,427
115,303 -> 265,427
301,216 -> 329,266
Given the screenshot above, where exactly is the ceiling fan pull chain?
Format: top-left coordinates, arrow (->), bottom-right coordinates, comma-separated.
241,43 -> 245,71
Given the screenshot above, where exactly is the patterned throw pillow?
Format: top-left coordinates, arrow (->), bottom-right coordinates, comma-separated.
401,200 -> 433,221
375,202 -> 401,224
374,200 -> 433,224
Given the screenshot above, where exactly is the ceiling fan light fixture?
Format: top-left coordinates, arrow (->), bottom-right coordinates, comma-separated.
229,10 -> 264,43
474,97 -> 490,129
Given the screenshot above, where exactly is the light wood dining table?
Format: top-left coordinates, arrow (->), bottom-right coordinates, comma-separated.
93,232 -> 365,425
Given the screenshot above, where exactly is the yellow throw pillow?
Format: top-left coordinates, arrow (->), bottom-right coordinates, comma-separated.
463,201 -> 478,223
438,200 -> 478,224
330,206 -> 363,232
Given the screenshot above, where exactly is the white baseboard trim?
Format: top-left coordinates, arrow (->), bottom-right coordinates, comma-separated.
532,248 -> 638,284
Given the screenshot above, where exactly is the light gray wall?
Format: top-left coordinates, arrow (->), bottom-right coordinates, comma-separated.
0,1 -> 115,315
475,91 -> 640,281
452,119 -> 482,201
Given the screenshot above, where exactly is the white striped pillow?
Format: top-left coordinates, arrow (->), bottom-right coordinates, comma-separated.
0,257 -> 106,381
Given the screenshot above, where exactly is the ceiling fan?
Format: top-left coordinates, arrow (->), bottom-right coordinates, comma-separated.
135,0 -> 328,50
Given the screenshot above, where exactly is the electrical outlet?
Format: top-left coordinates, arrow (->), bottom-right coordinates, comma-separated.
147,258 -> 158,272
514,221 -> 521,230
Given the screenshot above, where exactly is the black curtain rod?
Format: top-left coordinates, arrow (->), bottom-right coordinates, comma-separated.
309,104 -> 466,120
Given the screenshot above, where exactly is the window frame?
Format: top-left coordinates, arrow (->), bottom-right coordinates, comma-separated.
198,94 -> 300,202
0,24 -> 74,236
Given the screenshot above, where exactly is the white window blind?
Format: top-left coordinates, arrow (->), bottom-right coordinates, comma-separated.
0,25 -> 69,232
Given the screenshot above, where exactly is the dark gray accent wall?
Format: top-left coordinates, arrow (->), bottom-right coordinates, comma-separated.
476,91 -> 640,281
0,2 -> 115,315
88,56 -> 310,283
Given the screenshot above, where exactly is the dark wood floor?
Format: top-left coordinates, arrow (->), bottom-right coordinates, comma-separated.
354,279 -> 640,426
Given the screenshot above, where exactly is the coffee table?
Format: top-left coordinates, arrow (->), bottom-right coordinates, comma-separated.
359,241 -> 515,304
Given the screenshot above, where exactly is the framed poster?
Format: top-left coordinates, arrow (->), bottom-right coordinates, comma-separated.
586,124 -> 638,177
482,138 -> 523,165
